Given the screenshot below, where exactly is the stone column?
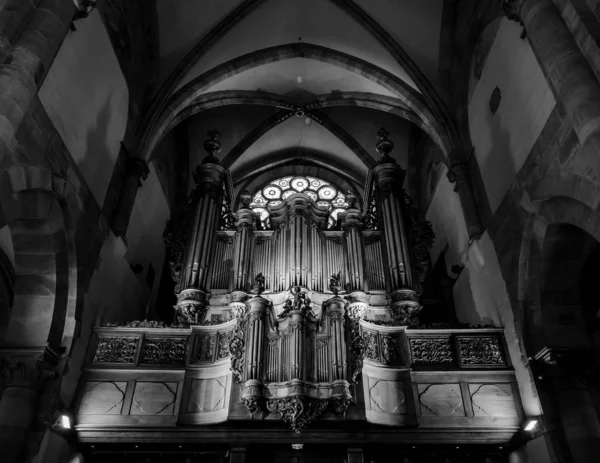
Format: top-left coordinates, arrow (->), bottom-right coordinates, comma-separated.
240,295 -> 269,415
232,192 -> 257,292
0,350 -> 57,463
323,296 -> 347,381
501,0 -> 600,181
341,192 -> 365,292
175,131 -> 227,325
346,292 -> 368,382
533,347 -> 600,463
0,0 -> 79,160
110,155 -> 149,238
371,129 -> 421,326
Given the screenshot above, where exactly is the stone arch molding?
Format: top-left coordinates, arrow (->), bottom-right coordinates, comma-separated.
0,164 -> 81,353
138,43 -> 453,164
517,192 -> 600,353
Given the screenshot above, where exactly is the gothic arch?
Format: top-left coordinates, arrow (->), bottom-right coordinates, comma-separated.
517,195 -> 600,353
138,43 -> 451,163
0,165 -> 81,353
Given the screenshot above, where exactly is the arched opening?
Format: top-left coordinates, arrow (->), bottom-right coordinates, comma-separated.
540,223 -> 600,349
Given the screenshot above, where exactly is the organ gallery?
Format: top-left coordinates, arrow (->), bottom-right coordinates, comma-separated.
75,131 -> 522,461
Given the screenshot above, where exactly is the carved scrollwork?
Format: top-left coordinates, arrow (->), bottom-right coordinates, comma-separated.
332,396 -> 352,418
217,331 -> 233,359
229,321 -> 246,383
266,396 -> 329,434
242,396 -> 264,416
380,335 -> 399,365
363,331 -> 379,361
94,337 -> 139,363
457,336 -> 505,366
195,334 -> 216,363
140,338 -> 187,365
410,338 -> 454,365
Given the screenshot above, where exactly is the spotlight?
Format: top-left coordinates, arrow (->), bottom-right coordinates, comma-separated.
292,444 -> 304,450
60,414 -> 71,430
524,419 -> 538,432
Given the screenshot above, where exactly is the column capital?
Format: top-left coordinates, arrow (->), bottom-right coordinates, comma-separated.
0,347 -> 58,391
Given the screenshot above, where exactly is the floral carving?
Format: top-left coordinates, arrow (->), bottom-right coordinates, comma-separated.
349,319 -> 364,382
140,338 -> 187,365
94,337 -> 139,363
363,331 -> 379,361
195,334 -> 216,363
410,338 -> 454,365
217,331 -> 233,359
380,335 -> 399,365
229,320 -> 246,383
242,396 -> 263,416
457,337 -> 505,366
266,396 -> 329,434
332,396 -> 352,418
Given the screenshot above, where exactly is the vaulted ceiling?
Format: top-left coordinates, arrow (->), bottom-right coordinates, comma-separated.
145,0 -> 452,201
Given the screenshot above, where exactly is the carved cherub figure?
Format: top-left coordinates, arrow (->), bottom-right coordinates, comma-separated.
278,298 -> 294,319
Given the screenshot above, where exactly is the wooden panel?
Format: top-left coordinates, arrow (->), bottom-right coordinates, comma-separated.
468,383 -> 518,417
79,381 -> 127,415
130,382 -> 178,416
416,383 -> 464,417
187,376 -> 228,413
367,377 -> 407,415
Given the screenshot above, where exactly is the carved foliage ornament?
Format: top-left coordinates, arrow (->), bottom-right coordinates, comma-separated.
410,338 -> 454,365
266,396 -> 329,434
140,338 -> 187,365
94,337 -> 139,363
229,320 -> 246,383
457,336 -> 505,365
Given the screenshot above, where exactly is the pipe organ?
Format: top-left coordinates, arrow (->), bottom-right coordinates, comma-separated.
84,130 -> 523,442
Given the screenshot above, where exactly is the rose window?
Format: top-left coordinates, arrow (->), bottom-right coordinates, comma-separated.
250,176 -> 349,228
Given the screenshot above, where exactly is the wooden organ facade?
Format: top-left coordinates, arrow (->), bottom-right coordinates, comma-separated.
74,131 -> 524,461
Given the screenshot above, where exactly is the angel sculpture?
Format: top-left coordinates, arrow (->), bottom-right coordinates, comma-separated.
252,273 -> 266,296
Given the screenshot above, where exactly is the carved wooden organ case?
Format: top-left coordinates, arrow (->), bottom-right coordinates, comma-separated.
80,133 -> 523,441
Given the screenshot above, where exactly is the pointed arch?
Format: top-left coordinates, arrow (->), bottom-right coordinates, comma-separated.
137,43 -> 451,162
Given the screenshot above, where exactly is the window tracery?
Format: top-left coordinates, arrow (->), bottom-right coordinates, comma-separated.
250,176 -> 348,229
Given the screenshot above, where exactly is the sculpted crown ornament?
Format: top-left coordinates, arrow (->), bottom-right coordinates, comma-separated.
376,127 -> 395,164
202,130 -> 222,164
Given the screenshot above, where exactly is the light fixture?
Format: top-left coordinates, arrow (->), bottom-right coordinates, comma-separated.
60,414 -> 71,430
292,444 -> 304,450
296,76 -> 303,84
524,419 -> 538,432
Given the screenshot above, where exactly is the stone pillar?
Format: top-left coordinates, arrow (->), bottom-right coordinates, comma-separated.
0,0 -> 78,160
501,0 -> 600,181
0,350 -> 56,463
175,131 -> 227,325
240,295 -> 269,414
371,129 -> 421,326
323,296 -> 347,381
446,156 -> 483,242
232,192 -> 257,292
533,347 -> 600,463
346,292 -> 368,382
110,154 -> 149,238
341,192 -> 365,292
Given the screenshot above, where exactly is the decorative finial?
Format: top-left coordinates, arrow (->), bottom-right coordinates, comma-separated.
239,190 -> 253,208
202,129 -> 222,164
345,190 -> 357,208
376,127 -> 395,164
329,272 -> 342,296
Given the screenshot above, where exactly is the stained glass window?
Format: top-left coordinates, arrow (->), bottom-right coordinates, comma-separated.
250,176 -> 349,229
